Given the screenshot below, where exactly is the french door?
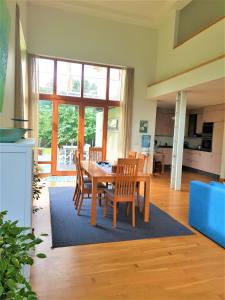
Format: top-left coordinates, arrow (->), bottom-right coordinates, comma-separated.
38,99 -> 106,176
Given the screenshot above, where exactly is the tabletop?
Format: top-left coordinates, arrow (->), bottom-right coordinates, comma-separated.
82,161 -> 151,180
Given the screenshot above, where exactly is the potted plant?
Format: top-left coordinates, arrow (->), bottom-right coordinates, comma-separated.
33,162 -> 44,214
0,210 -> 47,299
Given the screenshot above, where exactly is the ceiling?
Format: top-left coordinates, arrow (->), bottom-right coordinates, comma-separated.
28,0 -> 191,28
157,77 -> 225,109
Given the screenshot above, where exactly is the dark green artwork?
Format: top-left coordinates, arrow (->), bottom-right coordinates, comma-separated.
0,0 -> 11,112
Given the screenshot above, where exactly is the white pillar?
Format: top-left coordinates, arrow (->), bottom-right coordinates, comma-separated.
149,100 -> 157,174
170,91 -> 187,190
220,119 -> 225,179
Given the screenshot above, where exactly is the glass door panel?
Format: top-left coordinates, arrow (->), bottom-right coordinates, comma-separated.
57,103 -> 79,171
38,100 -> 53,174
107,107 -> 120,162
83,107 -> 104,160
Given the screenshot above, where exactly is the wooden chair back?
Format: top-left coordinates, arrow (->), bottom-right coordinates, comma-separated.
137,153 -> 149,172
89,147 -> 103,162
74,150 -> 84,192
114,158 -> 139,202
128,151 -> 137,158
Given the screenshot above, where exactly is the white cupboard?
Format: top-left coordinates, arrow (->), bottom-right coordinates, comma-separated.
0,139 -> 34,227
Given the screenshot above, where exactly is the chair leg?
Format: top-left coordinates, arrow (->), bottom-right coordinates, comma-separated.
73,183 -> 78,202
77,194 -> 84,215
74,190 -> 79,209
98,194 -> 102,207
113,202 -> 117,228
137,184 -> 142,212
126,203 -> 130,216
132,201 -> 135,227
104,196 -> 108,217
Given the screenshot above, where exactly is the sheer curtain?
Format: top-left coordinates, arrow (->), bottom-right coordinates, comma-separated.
119,67 -> 134,158
14,3 -> 24,125
27,54 -> 39,160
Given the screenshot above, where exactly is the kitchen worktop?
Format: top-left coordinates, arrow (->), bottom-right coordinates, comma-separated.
183,147 -> 211,152
158,146 -> 211,152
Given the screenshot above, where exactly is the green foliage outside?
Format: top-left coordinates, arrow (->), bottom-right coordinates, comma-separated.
0,211 -> 47,299
38,97 -> 102,148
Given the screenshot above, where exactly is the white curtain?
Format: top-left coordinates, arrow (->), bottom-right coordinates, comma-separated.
14,3 -> 24,126
27,54 -> 39,160
119,67 -> 134,157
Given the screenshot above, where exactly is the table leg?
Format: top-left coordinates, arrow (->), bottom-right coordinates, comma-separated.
91,177 -> 97,226
144,177 -> 150,222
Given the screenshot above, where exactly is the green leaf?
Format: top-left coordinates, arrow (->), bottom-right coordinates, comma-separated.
36,253 -> 47,259
0,282 -> 3,296
12,257 -> 20,267
40,233 -> 48,237
34,238 -> 43,244
7,278 -> 17,290
28,294 -> 37,300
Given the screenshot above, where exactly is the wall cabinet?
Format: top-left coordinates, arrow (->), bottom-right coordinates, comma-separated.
202,105 -> 225,123
155,110 -> 174,136
196,113 -> 203,134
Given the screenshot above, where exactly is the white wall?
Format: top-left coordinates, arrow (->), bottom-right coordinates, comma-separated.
27,3 -> 158,152
0,0 -> 28,128
155,11 -> 225,82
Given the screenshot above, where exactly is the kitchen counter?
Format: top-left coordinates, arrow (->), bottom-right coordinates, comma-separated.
158,146 -> 211,152
184,147 -> 211,152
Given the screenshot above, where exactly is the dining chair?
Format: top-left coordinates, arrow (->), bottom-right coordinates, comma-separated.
136,153 -> 149,212
73,150 -> 91,203
104,158 -> 139,227
74,150 -> 105,215
128,151 -> 137,158
89,147 -> 103,162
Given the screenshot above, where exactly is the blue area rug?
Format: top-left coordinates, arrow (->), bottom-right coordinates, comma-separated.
49,187 -> 194,248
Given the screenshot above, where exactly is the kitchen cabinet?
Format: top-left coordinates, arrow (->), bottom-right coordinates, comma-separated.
196,113 -> 203,134
183,149 -> 221,175
203,106 -> 225,123
155,109 -> 174,137
188,114 -> 197,136
212,121 -> 224,153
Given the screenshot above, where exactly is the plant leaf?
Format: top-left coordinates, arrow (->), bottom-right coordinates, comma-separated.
36,253 -> 47,259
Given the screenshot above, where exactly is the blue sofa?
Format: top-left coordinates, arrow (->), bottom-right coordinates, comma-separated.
189,181 -> 225,248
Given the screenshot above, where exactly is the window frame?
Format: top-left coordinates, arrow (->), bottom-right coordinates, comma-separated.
37,56 -> 121,176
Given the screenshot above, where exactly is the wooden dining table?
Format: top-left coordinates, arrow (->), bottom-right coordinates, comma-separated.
82,161 -> 151,226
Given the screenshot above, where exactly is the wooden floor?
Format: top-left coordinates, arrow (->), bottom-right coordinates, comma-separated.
31,171 -> 225,300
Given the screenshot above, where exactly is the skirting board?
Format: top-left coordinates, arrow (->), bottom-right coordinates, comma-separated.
182,166 -> 219,180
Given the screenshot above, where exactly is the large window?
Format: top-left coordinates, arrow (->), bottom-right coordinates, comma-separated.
109,68 -> 122,101
38,59 -> 54,94
38,57 -> 122,175
83,65 -> 107,99
57,61 -> 82,97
